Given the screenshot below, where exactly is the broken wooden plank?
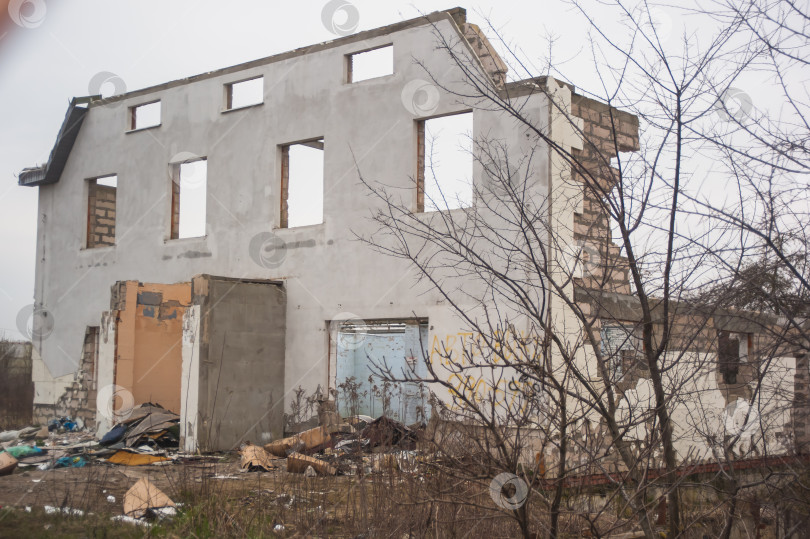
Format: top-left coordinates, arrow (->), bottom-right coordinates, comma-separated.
286,452 -> 336,476
0,452 -> 18,476
240,444 -> 278,471
264,426 -> 331,457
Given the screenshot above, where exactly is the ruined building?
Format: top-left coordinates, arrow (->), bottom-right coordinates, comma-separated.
18,7 -> 804,460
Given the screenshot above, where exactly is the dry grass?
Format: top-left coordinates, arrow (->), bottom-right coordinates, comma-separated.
0,454 -> 545,537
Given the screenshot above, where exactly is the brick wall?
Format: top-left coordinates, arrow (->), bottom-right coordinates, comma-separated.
87,182 -> 116,248
568,95 -> 808,454
794,352 -> 810,453
571,94 -> 638,296
34,327 -> 98,428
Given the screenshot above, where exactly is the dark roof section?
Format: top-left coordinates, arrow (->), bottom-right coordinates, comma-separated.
19,96 -> 99,187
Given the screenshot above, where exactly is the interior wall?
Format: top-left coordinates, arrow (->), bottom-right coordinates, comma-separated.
114,281 -> 191,416
335,320 -> 428,423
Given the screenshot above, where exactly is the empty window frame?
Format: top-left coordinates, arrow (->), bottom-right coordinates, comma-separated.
86,175 -> 118,248
600,324 -> 642,382
347,45 -> 393,83
279,139 -> 324,228
128,101 -> 161,131
717,331 -> 753,384
333,318 -> 429,423
416,112 -> 474,212
170,158 -> 207,239
224,76 -> 264,110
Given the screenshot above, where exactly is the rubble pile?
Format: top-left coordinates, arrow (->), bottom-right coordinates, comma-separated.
240,413 -> 426,477
0,403 -> 181,472
2,402 -> 426,478
98,403 -> 180,466
1,402 -> 428,527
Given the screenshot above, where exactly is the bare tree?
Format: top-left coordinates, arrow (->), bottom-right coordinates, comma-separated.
353,2 -> 809,537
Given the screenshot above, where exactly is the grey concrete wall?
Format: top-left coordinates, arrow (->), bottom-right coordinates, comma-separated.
195,276 -> 286,451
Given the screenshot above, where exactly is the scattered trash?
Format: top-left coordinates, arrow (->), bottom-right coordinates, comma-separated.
274,524 -> 286,532
44,505 -> 84,516
361,416 -> 416,449
111,514 -> 152,528
396,450 -> 420,473
108,450 -> 169,466
371,453 -> 397,473
264,426 -> 331,457
107,495 -> 116,503
0,427 -> 38,442
0,452 -> 18,476
334,438 -> 369,452
287,452 -> 337,476
275,494 -> 295,509
14,449 -> 67,468
54,455 -> 86,468
100,423 -> 127,445
304,465 -> 317,478
240,443 -> 278,472
124,478 -> 176,518
118,404 -> 180,448
3,445 -> 43,459
348,414 -> 374,427
48,417 -> 78,433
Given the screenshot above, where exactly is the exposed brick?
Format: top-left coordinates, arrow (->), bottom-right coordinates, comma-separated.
87,180 -> 116,248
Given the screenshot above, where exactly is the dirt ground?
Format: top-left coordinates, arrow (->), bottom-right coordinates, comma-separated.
0,454 -> 523,538
0,456 -> 237,512
0,456 -> 303,537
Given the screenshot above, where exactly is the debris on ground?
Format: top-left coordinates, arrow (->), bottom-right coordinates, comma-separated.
111,514 -> 152,528
287,452 -> 337,475
0,399 -> 425,487
0,451 -> 18,476
107,450 -> 170,466
240,443 -> 279,471
0,426 -> 39,443
44,505 -> 84,516
48,417 -> 78,433
361,416 -> 417,449
123,478 -> 176,519
54,455 -> 86,468
264,426 -> 331,457
3,445 -> 42,460
115,403 -> 180,448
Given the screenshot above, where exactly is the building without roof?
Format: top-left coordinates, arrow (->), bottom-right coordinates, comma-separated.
18,7 -> 805,460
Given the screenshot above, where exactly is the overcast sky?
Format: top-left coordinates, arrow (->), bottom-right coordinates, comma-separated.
0,0 -> 756,341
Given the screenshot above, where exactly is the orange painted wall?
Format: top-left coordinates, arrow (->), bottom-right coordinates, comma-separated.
115,281 -> 191,415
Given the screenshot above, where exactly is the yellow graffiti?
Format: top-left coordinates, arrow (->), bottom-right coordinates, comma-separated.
430,330 -> 544,413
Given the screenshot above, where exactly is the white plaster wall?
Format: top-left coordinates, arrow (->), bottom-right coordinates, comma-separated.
180,305 -> 200,452
31,346 -> 73,406
31,15 -> 551,416
93,312 -> 117,436
615,351 -> 796,461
